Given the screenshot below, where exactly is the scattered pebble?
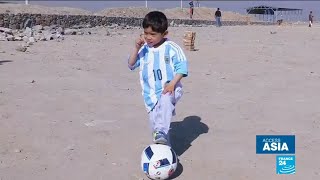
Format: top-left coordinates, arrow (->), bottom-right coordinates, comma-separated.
14,148 -> 22,153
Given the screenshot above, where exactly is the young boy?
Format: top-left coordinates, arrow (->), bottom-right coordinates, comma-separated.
128,11 -> 188,145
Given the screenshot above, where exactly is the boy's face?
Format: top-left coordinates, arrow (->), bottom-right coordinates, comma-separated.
142,26 -> 167,47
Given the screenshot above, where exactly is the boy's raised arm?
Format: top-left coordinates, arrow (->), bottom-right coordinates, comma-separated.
128,36 -> 145,70
128,48 -> 140,69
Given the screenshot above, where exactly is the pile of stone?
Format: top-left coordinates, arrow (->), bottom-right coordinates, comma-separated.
0,25 -> 91,52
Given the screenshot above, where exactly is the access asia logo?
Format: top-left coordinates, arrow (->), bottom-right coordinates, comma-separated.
256,135 -> 295,154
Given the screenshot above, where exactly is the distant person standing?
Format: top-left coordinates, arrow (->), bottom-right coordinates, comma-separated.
189,1 -> 194,19
309,11 -> 314,27
195,0 -> 200,7
215,8 -> 222,27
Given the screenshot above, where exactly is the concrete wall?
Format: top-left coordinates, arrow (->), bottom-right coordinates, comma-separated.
0,13 -> 274,29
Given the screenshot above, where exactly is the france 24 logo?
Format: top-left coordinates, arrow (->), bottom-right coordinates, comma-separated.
276,155 -> 296,174
256,135 -> 295,154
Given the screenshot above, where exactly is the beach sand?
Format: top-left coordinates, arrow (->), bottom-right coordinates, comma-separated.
1,24 -> 320,179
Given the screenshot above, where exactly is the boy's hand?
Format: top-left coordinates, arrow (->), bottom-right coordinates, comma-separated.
162,74 -> 184,95
135,35 -> 145,50
162,82 -> 175,95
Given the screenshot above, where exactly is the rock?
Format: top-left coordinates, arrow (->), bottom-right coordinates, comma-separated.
28,37 -> 35,45
23,18 -> 32,29
16,33 -> 25,38
170,20 -> 175,27
49,29 -> 57,35
6,35 -> 14,41
54,33 -> 64,40
64,29 -> 77,35
29,37 -> 35,42
14,149 -> 22,153
16,44 -> 27,52
24,27 -> 33,37
42,30 -> 53,41
0,33 -> 6,41
39,34 -> 47,41
32,34 -> 44,41
14,36 -> 22,41
45,34 -> 54,41
0,27 -> 13,35
23,36 -> 29,42
72,24 -> 91,29
50,25 -> 58,30
33,25 -> 43,32
11,29 -> 18,34
43,26 -> 51,31
56,27 -> 64,35
76,31 -> 84,35
110,24 -> 119,29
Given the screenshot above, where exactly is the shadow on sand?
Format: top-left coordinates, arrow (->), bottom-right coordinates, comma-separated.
0,60 -> 13,65
169,115 -> 209,179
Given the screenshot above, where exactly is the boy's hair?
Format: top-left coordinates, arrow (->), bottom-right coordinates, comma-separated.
142,11 -> 168,34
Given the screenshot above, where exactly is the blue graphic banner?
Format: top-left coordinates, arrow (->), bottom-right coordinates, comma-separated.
256,135 -> 295,154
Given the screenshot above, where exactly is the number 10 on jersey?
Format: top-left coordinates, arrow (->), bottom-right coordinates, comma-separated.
153,69 -> 162,81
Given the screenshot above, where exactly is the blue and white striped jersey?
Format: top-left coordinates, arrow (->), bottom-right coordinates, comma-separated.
128,39 -> 188,112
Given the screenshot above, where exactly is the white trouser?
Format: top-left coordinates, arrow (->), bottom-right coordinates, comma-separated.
148,82 -> 183,134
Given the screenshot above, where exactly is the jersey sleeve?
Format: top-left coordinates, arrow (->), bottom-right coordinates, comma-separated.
171,44 -> 188,77
128,46 -> 145,71
128,57 -> 140,70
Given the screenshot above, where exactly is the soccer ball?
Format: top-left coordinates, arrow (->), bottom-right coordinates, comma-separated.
141,144 -> 178,180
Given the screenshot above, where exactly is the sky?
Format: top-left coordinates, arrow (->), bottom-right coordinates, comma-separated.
11,1 -> 319,21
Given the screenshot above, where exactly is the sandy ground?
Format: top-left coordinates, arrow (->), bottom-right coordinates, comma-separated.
1,24 -> 320,180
